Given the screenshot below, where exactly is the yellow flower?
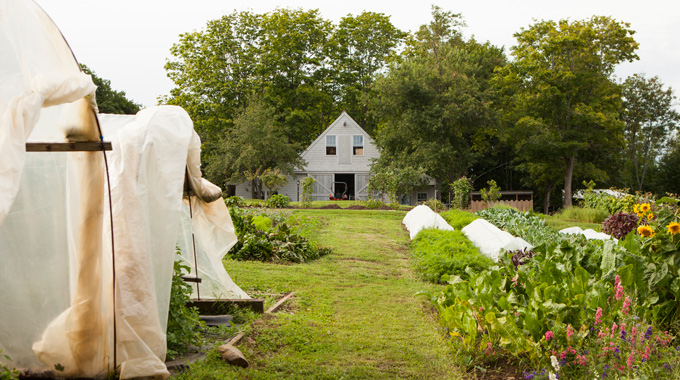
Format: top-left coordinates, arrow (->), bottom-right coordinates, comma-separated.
647,213 -> 655,221
638,225 -> 655,238
639,203 -> 651,213
634,204 -> 639,213
636,212 -> 644,218
668,222 -> 680,235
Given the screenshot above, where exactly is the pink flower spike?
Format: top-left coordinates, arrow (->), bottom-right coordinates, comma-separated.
627,353 -> 634,369
567,325 -> 574,339
622,297 -> 631,315
545,331 -> 554,341
595,307 -> 603,325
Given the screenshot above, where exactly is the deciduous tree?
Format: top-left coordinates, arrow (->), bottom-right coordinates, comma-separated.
495,17 -> 639,207
621,74 -> 680,192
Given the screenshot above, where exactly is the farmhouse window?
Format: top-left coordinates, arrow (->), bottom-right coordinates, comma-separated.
326,135 -> 336,155
417,192 -> 428,203
353,135 -> 363,155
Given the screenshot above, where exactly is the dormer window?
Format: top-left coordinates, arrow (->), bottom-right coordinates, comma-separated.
326,135 -> 336,155
353,135 -> 363,155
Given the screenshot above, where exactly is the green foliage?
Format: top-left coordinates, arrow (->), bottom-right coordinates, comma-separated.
494,16 -> 639,207
300,177 -> 316,207
554,206 -> 609,224
368,165 -> 427,205
425,202 -> 680,373
205,97 -> 304,192
363,198 -> 387,209
476,207 -> 558,247
167,251 -> 204,360
0,350 -> 18,380
622,74 -> 680,192
80,64 -> 141,114
228,208 -> 332,263
370,7 -> 505,187
224,196 -> 246,208
410,229 -> 493,284
265,194 -> 290,208
421,198 -> 445,211
440,209 -> 478,230
581,188 -> 636,215
451,177 -> 473,209
260,168 -> 289,198
479,179 -> 501,203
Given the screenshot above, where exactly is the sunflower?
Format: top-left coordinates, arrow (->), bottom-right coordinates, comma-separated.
667,222 -> 680,235
639,203 -> 651,213
647,213 -> 655,221
634,204 -> 640,214
638,225 -> 655,238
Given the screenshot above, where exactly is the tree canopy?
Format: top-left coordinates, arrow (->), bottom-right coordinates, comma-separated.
494,16 -> 639,207
369,7 -> 505,190
81,64 -> 141,114
621,74 -> 680,192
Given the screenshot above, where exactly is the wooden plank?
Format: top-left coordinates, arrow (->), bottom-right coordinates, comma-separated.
182,276 -> 202,283
265,292 -> 295,314
187,299 -> 265,314
26,141 -> 112,152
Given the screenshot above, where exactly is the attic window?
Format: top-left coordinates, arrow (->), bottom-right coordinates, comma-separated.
326,135 -> 336,155
353,135 -> 363,156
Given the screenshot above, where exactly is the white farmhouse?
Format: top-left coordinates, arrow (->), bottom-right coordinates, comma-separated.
233,111 -> 436,204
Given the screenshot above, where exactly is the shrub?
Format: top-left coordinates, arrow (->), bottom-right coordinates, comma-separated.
167,251 -> 204,359
440,209 -> 478,230
421,198 -> 445,211
480,179 -> 501,203
228,208 -> 331,263
265,194 -> 289,208
225,196 -> 245,208
451,177 -> 473,209
601,212 -> 639,240
0,350 -> 19,380
300,177 -> 316,207
555,206 -> 609,224
363,198 -> 386,209
410,229 -> 493,283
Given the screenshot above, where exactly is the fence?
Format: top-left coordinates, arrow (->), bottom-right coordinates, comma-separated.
468,199 -> 533,212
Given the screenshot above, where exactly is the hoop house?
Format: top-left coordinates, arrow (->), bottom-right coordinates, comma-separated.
0,1 -> 247,378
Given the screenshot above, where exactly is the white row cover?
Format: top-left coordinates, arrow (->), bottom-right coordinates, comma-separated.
402,205 -> 454,240
559,226 -> 614,241
461,219 -> 533,262
0,1 -> 246,378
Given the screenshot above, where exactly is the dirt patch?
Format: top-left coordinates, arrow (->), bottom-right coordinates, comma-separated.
473,358 -> 525,380
345,205 -> 368,210
318,204 -> 342,209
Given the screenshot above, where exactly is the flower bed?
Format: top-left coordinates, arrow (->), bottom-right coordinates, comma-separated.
424,202 -> 680,378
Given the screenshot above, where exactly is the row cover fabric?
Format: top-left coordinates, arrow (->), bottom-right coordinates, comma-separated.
559,226 -> 614,241
0,1 -> 248,378
402,205 -> 454,240
461,219 -> 533,262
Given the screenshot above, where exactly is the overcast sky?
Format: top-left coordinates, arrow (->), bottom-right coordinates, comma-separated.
36,0 -> 680,109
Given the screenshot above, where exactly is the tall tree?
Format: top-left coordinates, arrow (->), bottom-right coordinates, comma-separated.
370,7 -> 505,192
328,12 -> 406,132
621,74 -> 680,192
206,96 -> 304,196
494,17 -> 639,207
80,64 -> 141,114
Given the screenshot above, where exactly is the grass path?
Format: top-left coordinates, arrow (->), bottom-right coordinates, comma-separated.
177,209 -> 465,379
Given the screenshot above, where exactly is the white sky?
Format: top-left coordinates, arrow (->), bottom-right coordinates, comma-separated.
36,0 -> 680,109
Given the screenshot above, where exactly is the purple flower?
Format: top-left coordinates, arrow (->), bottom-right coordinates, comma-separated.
621,329 -> 627,340
645,326 -> 653,340
665,363 -> 672,370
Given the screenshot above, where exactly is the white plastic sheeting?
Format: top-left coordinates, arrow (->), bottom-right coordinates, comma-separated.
461,219 -> 533,262
560,226 -> 614,241
0,1 -> 247,378
402,205 -> 454,240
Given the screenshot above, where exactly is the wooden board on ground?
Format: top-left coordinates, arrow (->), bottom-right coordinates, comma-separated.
188,299 -> 265,314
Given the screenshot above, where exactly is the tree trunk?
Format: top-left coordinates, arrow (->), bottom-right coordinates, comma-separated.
544,182 -> 554,215
564,156 -> 575,207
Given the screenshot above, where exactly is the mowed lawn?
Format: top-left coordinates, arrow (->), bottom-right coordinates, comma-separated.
176,209 -> 465,379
